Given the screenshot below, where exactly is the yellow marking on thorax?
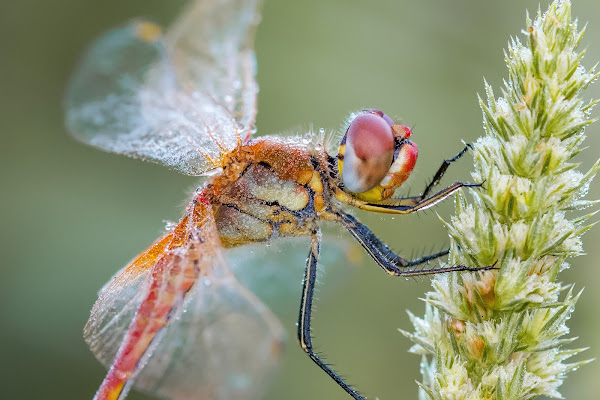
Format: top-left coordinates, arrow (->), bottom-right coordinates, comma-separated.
296,170 -> 314,185
250,181 -> 310,211
211,139 -> 336,247
314,196 -> 325,212
232,140 -> 324,212
309,171 -> 323,192
308,171 -> 326,212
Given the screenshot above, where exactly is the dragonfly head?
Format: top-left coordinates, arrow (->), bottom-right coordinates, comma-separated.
337,109 -> 418,202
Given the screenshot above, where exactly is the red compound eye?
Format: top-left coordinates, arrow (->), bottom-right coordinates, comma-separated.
363,108 -> 395,127
341,111 -> 395,193
365,108 -> 412,139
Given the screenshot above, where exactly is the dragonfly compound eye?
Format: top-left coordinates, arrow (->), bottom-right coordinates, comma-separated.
339,111 -> 395,193
362,108 -> 395,127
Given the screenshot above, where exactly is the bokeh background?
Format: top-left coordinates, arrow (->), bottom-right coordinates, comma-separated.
2,0 -> 600,399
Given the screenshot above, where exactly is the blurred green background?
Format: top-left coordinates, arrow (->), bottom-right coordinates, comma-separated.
2,1 -> 600,399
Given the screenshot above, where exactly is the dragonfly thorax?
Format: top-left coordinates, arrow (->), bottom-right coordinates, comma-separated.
208,138 -> 331,247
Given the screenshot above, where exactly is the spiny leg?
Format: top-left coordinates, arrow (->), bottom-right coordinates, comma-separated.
334,209 -> 489,276
357,180 -> 481,214
399,143 -> 473,205
298,229 -> 364,400
334,143 -> 480,215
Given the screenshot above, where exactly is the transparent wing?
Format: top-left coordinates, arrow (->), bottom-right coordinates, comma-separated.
228,234 -> 363,314
84,232 -> 173,365
85,200 -> 283,400
167,0 -> 262,140
66,0 -> 262,175
134,268 -> 284,400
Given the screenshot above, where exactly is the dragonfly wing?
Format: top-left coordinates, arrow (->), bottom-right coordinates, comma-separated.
133,266 -> 284,400
85,198 -> 283,400
66,1 -> 263,176
65,21 -> 240,175
228,234 -> 361,313
85,232 -> 173,368
167,0 -> 262,141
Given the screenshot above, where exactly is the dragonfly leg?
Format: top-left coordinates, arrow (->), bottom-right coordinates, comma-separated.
297,229 -> 365,400
399,143 -> 474,205
335,209 -> 492,276
334,144 -> 481,214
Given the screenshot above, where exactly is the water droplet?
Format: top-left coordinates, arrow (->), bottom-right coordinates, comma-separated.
163,220 -> 177,230
204,279 -> 212,287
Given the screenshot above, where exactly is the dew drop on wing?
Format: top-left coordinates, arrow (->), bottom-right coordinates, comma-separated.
163,220 -> 177,231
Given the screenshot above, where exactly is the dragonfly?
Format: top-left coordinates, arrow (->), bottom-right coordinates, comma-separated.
65,1 -> 485,399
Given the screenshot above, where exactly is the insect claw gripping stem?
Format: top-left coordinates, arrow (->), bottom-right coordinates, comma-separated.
415,143 -> 474,201
389,144 -> 479,211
